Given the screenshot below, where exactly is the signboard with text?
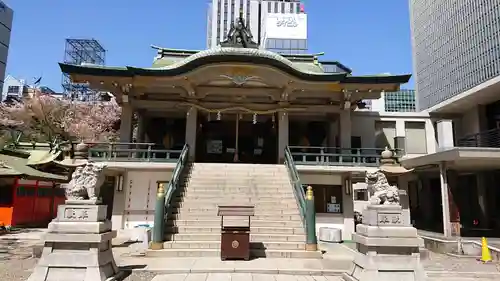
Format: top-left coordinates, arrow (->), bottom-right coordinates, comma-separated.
265,13 -> 307,40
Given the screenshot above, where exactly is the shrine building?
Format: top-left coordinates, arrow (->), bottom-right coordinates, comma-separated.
58,17 -> 457,254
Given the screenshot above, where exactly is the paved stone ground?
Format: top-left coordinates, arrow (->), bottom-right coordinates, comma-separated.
423,251 -> 500,273
1,237 -> 499,281
148,273 -> 341,281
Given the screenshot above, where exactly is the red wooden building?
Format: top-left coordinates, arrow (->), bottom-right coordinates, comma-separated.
0,149 -> 70,227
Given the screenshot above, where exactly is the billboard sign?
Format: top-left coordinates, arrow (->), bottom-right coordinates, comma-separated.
265,13 -> 307,40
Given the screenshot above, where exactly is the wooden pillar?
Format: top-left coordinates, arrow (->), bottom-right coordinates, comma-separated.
278,112 -> 289,163
119,104 -> 133,143
185,107 -> 197,160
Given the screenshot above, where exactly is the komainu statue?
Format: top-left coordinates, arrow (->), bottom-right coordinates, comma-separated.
65,162 -> 107,203
365,170 -> 400,205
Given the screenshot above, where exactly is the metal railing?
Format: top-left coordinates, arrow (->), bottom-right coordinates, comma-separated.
288,146 -> 389,166
284,146 -> 306,225
87,142 -> 183,162
284,146 -> 317,250
164,144 -> 190,218
151,144 -> 189,248
456,128 -> 500,148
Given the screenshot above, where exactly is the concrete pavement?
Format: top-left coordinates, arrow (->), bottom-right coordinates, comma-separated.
150,273 -> 342,281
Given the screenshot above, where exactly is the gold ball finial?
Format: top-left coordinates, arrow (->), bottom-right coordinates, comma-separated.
157,182 -> 166,196
306,186 -> 314,200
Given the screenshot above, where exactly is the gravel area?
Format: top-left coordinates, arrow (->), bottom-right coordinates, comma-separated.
0,240 -> 38,281
123,271 -> 158,281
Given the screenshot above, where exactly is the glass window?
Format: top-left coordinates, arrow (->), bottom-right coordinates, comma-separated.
274,2 -> 278,12
7,86 -> 20,94
374,121 -> 396,149
355,190 -> 368,201
283,39 -> 291,49
304,185 -> 343,214
281,2 -> 285,13
268,2 -> 271,13
405,122 -> 427,154
0,181 -> 13,205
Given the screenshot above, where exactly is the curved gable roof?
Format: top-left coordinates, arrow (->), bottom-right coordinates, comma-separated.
60,47 -> 411,84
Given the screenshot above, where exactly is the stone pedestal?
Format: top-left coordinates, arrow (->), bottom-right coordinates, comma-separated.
342,205 -> 427,281
28,204 -> 121,281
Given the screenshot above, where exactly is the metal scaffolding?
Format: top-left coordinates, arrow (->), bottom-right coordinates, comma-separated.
61,38 -> 106,101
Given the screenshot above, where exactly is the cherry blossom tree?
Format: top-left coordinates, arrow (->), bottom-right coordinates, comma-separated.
0,91 -> 121,143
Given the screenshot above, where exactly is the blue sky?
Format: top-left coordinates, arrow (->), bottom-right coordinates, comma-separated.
5,0 -> 413,92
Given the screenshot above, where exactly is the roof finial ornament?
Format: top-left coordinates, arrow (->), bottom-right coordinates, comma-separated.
220,8 -> 258,49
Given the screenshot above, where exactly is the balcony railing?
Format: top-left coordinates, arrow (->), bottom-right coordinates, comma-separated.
288,146 -> 391,167
456,128 -> 500,148
87,142 -> 183,162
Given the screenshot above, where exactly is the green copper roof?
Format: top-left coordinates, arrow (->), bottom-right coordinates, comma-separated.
0,153 -> 68,182
60,47 -> 411,84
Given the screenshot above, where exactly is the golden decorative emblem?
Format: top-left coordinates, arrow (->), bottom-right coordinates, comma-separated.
326,83 -> 342,91
229,66 -> 252,76
231,240 -> 239,249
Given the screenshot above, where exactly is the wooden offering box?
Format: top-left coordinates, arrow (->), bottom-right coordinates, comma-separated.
217,205 -> 255,261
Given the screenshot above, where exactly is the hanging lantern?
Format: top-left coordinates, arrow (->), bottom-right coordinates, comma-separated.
216,111 -> 221,121
252,113 -> 257,124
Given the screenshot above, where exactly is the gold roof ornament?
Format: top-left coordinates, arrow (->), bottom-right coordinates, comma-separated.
378,147 -> 413,174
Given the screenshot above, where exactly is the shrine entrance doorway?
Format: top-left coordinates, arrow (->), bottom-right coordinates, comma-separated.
195,113 -> 278,164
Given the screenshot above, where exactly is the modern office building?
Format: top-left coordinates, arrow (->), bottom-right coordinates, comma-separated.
367,90 -> 416,112
409,0 -> 500,112
0,1 -> 13,96
260,0 -> 308,54
406,0 -> 500,238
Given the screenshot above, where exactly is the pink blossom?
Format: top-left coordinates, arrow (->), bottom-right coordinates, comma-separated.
0,91 -> 121,142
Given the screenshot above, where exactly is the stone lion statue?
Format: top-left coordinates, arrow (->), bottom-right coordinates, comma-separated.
365,170 -> 400,205
65,162 -> 107,203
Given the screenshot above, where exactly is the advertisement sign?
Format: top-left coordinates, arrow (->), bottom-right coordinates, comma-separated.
265,13 -> 307,40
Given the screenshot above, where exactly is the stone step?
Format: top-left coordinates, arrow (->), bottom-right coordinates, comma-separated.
188,171 -> 288,176
187,176 -> 288,180
167,219 -> 303,227
179,188 -> 294,194
162,240 -> 306,250
165,225 -> 305,235
189,171 -> 287,176
165,233 -> 305,242
186,180 -> 291,185
175,195 -> 296,201
191,164 -> 286,169
181,187 -> 293,193
170,207 -> 300,215
168,213 -> 302,221
188,175 -> 288,179
146,248 -> 322,259
171,201 -> 298,208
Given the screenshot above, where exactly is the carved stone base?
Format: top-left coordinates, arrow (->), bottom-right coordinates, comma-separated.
342,205 -> 427,281
28,204 -> 121,281
65,199 -> 102,205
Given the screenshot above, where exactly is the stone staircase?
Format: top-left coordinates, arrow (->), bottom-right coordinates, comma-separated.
147,163 -> 321,259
